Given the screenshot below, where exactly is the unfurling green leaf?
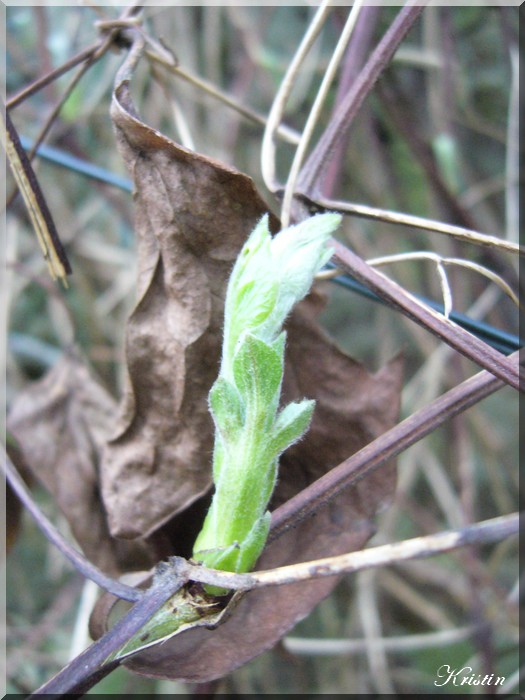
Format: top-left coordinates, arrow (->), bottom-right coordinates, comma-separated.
221,213 -> 340,376
271,400 -> 315,456
209,377 -> 244,441
232,333 -> 283,420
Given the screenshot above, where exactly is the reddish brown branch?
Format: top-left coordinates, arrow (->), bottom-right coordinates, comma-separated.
31,560 -> 189,697
270,351 -> 521,540
331,240 -> 521,391
6,43 -> 102,109
1,447 -> 142,603
299,4 -> 426,195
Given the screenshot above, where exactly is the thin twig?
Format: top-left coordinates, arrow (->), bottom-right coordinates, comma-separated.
117,19 -> 300,149
331,240 -> 521,391
261,1 -> 332,193
5,5 -> 141,247
281,0 -> 364,227
298,192 -> 524,257
182,513 -> 518,591
1,446 -> 143,603
146,46 -> 301,145
20,5 -> 142,168
6,4 -> 143,223
21,56 -> 97,166
172,67 -> 302,146
6,43 -> 102,109
367,251 -> 521,310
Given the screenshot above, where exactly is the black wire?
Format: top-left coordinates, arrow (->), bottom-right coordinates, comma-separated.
329,270 -> 521,356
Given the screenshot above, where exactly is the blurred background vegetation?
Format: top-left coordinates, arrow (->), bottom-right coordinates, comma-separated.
4,4 -> 520,695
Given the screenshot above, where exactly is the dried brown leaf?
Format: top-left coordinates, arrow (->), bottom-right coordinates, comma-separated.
101,74 -> 278,540
7,353 -> 152,574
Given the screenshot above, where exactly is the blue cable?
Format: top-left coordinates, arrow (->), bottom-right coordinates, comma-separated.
22,136 -> 521,356
330,270 -> 521,356
20,135 -> 133,192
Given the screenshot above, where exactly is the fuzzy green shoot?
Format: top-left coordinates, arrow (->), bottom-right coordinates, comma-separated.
108,213 -> 341,660
192,213 -> 341,580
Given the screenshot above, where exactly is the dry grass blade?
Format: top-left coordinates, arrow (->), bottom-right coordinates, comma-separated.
261,1 -> 332,192
444,257 -> 521,309
332,240 -> 520,391
2,105 -> 71,284
368,251 -> 521,315
300,193 -> 524,256
281,1 -> 364,227
435,260 -> 453,318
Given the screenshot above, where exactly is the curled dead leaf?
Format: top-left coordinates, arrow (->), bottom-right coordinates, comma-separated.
7,352 -> 152,574
101,64 -> 279,540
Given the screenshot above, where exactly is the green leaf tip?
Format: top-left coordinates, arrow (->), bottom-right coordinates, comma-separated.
222,212 -> 340,376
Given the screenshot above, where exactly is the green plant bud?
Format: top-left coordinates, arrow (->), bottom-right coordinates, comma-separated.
193,213 -> 341,584
222,213 -> 340,373
258,213 -> 340,340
